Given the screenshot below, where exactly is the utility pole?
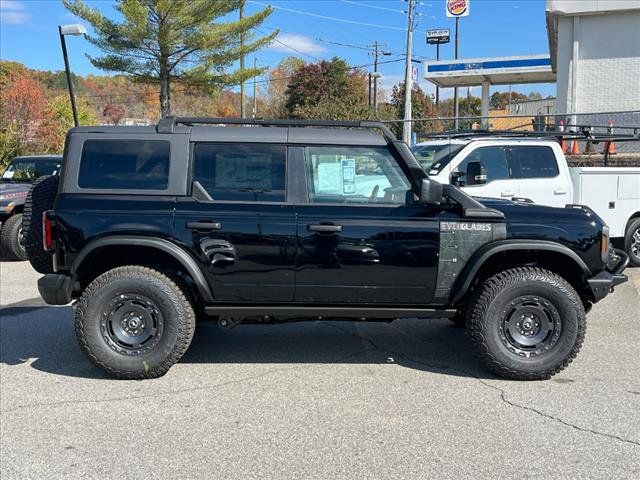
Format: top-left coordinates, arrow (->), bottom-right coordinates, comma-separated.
402,0 -> 416,144
252,57 -> 257,118
373,41 -> 379,111
453,16 -> 460,129
239,2 -> 245,118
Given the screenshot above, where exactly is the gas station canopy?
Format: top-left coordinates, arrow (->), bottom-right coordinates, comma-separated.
423,54 -> 556,88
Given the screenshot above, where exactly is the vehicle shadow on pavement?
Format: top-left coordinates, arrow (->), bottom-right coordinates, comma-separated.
0,299 -> 494,380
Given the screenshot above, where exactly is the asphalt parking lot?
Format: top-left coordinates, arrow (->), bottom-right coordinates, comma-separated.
1,261 -> 639,479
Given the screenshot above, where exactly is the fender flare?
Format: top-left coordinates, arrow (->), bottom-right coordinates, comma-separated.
71,236 -> 214,303
450,239 -> 592,305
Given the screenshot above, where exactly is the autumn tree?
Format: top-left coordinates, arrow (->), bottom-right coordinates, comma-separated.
263,56 -> 305,118
0,73 -> 47,166
284,57 -> 376,120
63,0 -> 277,117
389,82 -> 437,135
489,91 -> 529,109
103,103 -> 126,125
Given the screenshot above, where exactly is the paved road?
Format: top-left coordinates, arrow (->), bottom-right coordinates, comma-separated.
1,261 -> 639,479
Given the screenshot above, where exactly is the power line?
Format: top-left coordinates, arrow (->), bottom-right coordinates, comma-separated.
339,0 -> 406,14
249,1 -> 406,31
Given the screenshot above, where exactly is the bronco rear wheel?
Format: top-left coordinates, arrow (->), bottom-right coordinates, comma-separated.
466,267 -> 586,380
75,266 -> 196,379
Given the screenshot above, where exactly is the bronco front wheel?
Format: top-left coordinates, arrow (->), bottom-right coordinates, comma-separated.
75,266 -> 196,379
466,267 -> 586,380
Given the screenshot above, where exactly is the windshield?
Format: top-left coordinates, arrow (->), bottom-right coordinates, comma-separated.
412,144 -> 466,175
1,158 -> 61,183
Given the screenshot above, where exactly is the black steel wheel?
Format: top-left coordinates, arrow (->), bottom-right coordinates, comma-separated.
499,296 -> 561,357
75,265 -> 195,379
101,293 -> 164,356
467,267 -> 586,380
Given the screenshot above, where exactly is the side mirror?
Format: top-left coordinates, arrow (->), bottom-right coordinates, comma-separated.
450,170 -> 464,187
466,161 -> 487,186
419,178 -> 443,205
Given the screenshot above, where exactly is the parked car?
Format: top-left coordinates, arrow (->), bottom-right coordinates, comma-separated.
0,155 -> 62,260
25,118 -> 628,380
413,137 -> 640,266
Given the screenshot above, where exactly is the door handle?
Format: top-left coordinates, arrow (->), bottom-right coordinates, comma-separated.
308,224 -> 343,233
500,191 -> 515,197
553,188 -> 568,195
186,221 -> 221,231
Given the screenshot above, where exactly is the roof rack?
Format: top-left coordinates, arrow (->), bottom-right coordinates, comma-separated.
156,116 -> 397,142
420,127 -> 640,143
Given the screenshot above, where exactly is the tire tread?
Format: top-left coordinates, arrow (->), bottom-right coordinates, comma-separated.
74,265 -> 196,380
466,266 -> 586,380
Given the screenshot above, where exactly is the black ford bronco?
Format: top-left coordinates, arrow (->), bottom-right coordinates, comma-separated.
25,117 -> 629,380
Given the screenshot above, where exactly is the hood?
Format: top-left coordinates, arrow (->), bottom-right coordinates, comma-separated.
475,196 -> 605,225
0,182 -> 31,195
0,182 -> 30,203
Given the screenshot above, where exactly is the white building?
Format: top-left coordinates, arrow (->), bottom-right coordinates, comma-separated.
546,0 -> 640,114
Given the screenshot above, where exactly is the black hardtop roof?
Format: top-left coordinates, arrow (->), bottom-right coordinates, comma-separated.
69,117 -> 396,146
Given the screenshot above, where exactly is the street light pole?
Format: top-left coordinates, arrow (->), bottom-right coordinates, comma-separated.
58,24 -> 86,127
59,26 -> 79,127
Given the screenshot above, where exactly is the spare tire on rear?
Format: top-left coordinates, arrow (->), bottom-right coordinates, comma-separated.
23,174 -> 59,274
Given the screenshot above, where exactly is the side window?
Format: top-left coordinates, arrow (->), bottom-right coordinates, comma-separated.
78,140 -> 170,190
305,146 -> 412,205
455,146 -> 510,186
193,143 -> 286,202
510,146 -> 559,178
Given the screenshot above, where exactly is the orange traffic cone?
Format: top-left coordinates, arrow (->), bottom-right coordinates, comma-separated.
570,139 -> 580,155
603,120 -> 616,154
559,119 -> 567,153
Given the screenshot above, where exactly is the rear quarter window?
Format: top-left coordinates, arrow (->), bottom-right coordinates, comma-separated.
78,139 -> 170,190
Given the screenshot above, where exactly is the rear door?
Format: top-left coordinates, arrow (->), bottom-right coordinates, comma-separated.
508,145 -> 567,207
294,144 -> 440,305
174,142 -> 296,303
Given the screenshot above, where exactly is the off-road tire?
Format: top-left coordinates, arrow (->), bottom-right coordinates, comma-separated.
466,267 -> 586,380
23,175 -> 59,273
625,218 -> 640,267
0,214 -> 26,260
75,266 -> 196,379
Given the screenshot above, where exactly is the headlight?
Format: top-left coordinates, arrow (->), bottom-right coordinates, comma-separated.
601,225 -> 610,263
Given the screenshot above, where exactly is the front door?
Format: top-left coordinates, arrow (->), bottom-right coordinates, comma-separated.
295,145 -> 440,305
174,142 -> 296,303
452,145 -> 519,200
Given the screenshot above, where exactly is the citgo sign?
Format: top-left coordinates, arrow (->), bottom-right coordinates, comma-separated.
446,0 -> 470,17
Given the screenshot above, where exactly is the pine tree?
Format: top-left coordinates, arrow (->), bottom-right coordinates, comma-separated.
63,0 -> 276,116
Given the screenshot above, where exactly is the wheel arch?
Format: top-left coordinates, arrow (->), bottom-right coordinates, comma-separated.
71,236 -> 214,304
450,240 -> 592,306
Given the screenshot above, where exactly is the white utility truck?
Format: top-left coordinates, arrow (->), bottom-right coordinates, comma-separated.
413,137 -> 640,265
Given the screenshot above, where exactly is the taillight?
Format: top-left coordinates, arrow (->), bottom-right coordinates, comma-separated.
43,211 -> 54,251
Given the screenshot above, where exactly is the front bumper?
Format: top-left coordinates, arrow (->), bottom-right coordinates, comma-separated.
587,248 -> 629,302
38,274 -> 74,305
